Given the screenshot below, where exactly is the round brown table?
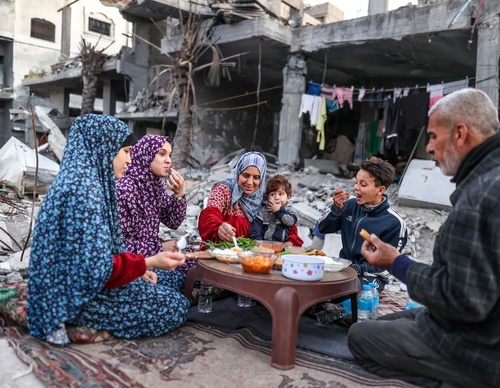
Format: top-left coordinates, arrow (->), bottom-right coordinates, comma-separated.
184,260 -> 359,370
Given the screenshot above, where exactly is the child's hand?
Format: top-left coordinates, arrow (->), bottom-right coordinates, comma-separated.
266,201 -> 281,213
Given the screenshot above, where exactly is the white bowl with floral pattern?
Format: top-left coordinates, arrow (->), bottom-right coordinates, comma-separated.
281,254 -> 325,281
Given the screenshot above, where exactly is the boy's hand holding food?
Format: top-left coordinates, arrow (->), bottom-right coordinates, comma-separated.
332,188 -> 350,209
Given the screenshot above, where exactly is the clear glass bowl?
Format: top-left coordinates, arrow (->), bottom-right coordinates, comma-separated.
237,250 -> 277,274
254,240 -> 285,254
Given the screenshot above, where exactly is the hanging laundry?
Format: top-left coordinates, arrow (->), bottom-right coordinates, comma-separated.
333,100 -> 360,139
393,88 -> 403,102
399,92 -> 430,155
427,83 -> 444,109
353,122 -> 367,165
307,82 -> 322,96
299,94 -> 315,118
316,97 -> 327,151
321,86 -> 335,100
400,92 -> 430,130
358,87 -> 366,102
443,78 -> 469,95
368,120 -> 382,156
369,88 -> 385,109
325,99 -> 339,113
299,94 -> 322,126
334,87 -> 354,110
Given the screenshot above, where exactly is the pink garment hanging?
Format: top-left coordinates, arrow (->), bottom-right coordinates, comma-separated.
334,87 -> 354,109
427,84 -> 444,109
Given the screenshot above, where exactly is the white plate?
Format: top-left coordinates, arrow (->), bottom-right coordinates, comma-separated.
322,257 -> 351,272
210,248 -> 240,264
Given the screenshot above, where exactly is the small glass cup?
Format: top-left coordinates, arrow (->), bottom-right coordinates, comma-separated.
316,303 -> 349,325
237,294 -> 255,308
198,283 -> 213,313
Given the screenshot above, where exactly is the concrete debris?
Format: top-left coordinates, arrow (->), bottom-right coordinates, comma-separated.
35,106 -> 67,162
0,262 -> 10,275
9,108 -> 29,122
425,220 -> 442,233
209,149 -> 279,176
304,158 -> 340,175
50,57 -> 83,74
0,137 -> 60,196
123,87 -> 180,116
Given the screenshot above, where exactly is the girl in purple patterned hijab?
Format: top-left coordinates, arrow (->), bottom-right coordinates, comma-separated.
116,134 -> 188,263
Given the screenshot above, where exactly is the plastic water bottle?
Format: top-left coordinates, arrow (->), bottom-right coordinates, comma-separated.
358,284 -> 374,321
406,298 -> 423,310
368,283 -> 379,319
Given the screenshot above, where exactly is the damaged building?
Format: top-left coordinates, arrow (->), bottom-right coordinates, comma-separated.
6,0 -> 500,171
0,0 -> 132,148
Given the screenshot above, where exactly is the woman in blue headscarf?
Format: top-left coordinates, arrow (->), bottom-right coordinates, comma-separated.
198,151 -> 303,246
27,114 -> 190,345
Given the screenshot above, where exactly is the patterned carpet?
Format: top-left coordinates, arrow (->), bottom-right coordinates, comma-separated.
1,322 -> 413,387
379,288 -> 408,316
0,287 -> 411,387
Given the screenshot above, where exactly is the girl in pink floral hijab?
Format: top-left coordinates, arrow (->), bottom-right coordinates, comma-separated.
116,135 -> 193,276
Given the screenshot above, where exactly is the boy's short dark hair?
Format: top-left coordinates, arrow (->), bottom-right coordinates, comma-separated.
266,174 -> 292,197
360,157 -> 396,188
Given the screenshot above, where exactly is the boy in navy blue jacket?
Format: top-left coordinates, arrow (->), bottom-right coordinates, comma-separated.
317,157 -> 407,290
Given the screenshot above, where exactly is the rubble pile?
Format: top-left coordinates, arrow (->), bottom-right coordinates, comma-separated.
0,166 -> 447,284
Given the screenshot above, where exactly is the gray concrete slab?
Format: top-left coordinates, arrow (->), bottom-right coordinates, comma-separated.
398,159 -> 455,211
292,202 -> 323,229
304,159 -> 340,175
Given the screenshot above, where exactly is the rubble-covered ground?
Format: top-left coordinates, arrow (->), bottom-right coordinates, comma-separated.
0,166 -> 448,288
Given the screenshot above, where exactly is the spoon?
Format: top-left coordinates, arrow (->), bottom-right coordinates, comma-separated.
177,236 -> 188,253
232,236 -> 240,251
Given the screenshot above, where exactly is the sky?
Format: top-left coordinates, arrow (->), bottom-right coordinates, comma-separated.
314,0 -> 418,19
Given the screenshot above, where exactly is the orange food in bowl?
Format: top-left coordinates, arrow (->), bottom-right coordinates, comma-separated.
238,251 -> 277,274
254,240 -> 285,254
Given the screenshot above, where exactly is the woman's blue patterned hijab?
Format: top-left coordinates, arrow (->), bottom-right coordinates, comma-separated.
27,114 -> 131,341
218,151 -> 267,222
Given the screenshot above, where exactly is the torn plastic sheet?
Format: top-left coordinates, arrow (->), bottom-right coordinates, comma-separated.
0,137 -> 60,196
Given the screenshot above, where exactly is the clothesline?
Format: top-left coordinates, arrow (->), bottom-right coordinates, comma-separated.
307,76 -> 475,97
300,75 -> 473,154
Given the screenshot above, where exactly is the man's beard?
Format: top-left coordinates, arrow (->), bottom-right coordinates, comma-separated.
439,143 -> 462,176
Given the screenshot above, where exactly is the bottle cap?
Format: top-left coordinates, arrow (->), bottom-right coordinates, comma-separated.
362,284 -> 370,290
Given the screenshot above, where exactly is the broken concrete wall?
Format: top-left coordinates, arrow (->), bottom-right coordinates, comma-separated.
122,21 -> 168,101
0,1 -> 15,149
190,72 -> 282,165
